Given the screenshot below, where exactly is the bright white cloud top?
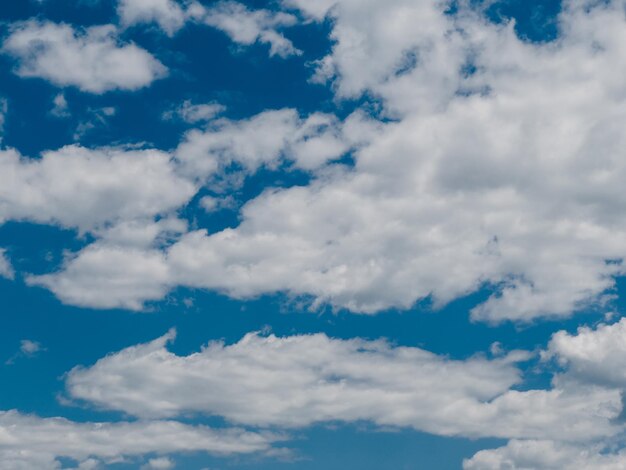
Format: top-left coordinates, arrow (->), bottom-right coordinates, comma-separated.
2,20 -> 166,93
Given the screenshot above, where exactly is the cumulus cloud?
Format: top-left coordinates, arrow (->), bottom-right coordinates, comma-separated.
175,108 -> 367,181
29,243 -> 171,310
203,2 -> 301,58
463,317 -> 626,469
64,331 -> 621,442
144,0 -> 626,322
545,317 -> 626,390
50,92 -> 70,118
464,439 -> 626,470
0,410 -> 279,469
116,0 -> 300,57
8,1 -> 626,324
2,20 -> 166,93
118,0 -> 187,36
0,146 -> 195,232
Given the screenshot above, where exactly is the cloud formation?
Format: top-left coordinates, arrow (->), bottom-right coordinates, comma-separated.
2,21 -> 166,93
0,410 -> 280,469
0,146 -> 195,231
464,439 -> 626,470
118,0 -> 187,36
203,2 -> 301,58
6,1 -> 626,325
65,331 -> 620,442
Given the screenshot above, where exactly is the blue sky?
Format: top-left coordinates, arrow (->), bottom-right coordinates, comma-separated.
3,0 -> 626,468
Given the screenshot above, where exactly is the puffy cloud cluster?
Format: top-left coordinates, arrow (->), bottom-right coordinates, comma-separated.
202,2 -> 301,58
464,440 -> 626,470
118,0 -> 188,36
546,317 -> 626,390
65,331 -> 620,443
3,0 -> 626,467
175,108 -> 363,179
9,0 -> 626,322
2,21 -> 166,93
464,318 -> 626,468
0,146 -> 195,232
3,0 -> 626,325
117,0 -> 301,57
0,410 -> 280,469
63,321 -> 626,468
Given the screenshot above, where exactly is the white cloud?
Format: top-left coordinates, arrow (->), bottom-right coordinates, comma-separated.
285,0 -> 461,102
0,410 -> 280,469
64,331 -> 621,441
9,2 -> 626,323
0,145 -> 195,232
6,339 -> 45,365
162,100 -> 225,124
50,92 -> 70,118
5,108 -> 361,309
203,2 -> 301,58
141,457 -> 175,469
20,340 -> 42,356
464,440 -> 626,470
118,0 -> 187,36
464,317 -> 626,469
2,20 -> 166,93
29,244 -> 171,310
149,0 -> 626,322
0,248 -> 14,280
545,317 -> 626,390
199,195 -> 236,213
116,0 -> 300,58
176,108 -> 358,181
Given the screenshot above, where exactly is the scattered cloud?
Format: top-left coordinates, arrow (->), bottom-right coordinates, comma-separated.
0,145 -> 195,232
0,248 -> 14,280
142,0 -> 626,322
118,0 -> 188,36
0,410 -> 280,469
464,439 -> 626,470
2,20 -> 167,93
5,339 -> 45,365
50,92 -> 70,118
116,0 -> 301,58
141,456 -> 175,470
545,317 -> 626,390
202,2 -> 301,58
20,339 -> 43,356
73,106 -> 117,141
